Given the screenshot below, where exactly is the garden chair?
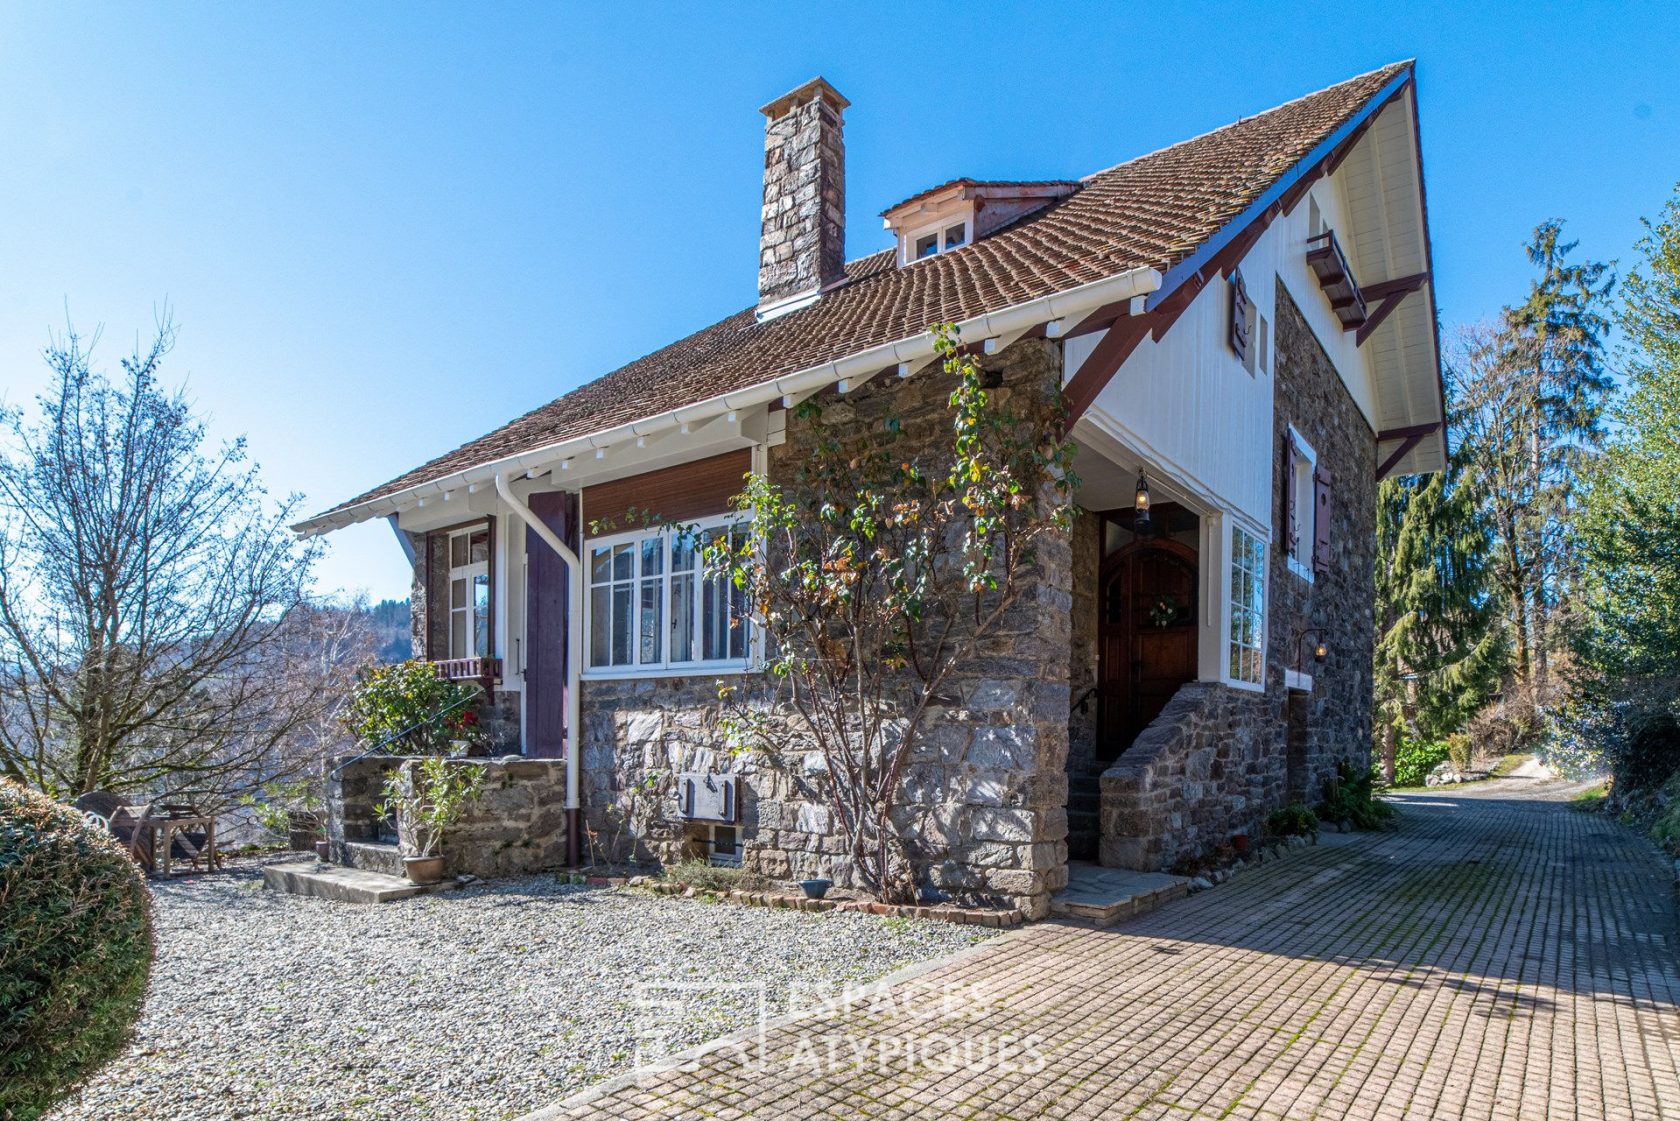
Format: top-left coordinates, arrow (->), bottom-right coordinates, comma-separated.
72,791 -> 155,871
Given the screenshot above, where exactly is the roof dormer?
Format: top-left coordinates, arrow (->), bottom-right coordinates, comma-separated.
881,179 -> 1080,267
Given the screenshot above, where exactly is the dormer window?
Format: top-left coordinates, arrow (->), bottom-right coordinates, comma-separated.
912,220 -> 970,261
882,178 -> 1079,268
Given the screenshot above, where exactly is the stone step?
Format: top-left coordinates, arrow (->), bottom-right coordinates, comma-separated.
1050,863 -> 1190,927
340,840 -> 406,878
262,859 -> 464,904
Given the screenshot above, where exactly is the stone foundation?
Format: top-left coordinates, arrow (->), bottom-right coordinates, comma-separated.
1098,682 -> 1281,871
329,756 -> 571,880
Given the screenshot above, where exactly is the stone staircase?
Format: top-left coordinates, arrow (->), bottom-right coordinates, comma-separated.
340,839 -> 405,878
1050,862 -> 1190,926
1067,762 -> 1105,862
262,858 -> 463,904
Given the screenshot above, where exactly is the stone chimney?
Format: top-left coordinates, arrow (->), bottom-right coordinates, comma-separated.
757,77 -> 848,319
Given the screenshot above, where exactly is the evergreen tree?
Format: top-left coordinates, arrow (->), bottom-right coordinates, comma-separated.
1454,221 -> 1614,697
1578,184 -> 1680,682
1373,444 -> 1507,779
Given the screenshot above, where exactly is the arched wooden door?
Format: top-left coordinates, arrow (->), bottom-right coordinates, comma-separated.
1098,538 -> 1199,759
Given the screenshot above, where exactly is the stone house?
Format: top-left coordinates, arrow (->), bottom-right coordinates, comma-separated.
300,63 -> 1446,919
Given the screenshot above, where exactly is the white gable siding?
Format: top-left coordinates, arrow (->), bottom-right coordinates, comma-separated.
1067,185 -> 1382,534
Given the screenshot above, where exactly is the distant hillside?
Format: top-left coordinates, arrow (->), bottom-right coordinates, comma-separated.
366,598 -> 412,663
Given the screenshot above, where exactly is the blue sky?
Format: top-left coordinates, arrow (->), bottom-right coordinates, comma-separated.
1,2 -> 1674,602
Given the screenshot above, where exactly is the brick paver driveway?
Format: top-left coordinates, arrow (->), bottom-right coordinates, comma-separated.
544,775 -> 1680,1120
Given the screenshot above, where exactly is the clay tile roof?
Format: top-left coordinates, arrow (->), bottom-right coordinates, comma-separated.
313,62 -> 1411,523
880,178 -> 1083,217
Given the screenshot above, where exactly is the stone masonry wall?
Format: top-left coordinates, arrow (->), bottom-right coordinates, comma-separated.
759,88 -> 845,306
1098,682 -> 1280,871
1066,512 -> 1101,776
1098,284 -> 1379,872
1269,286 -> 1378,796
577,339 -> 1073,918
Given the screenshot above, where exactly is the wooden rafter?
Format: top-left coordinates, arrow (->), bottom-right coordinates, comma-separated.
1355,272 -> 1429,346
1376,420 -> 1440,479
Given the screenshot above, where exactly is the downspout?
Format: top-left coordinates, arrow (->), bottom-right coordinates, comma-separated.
494,470 -> 584,867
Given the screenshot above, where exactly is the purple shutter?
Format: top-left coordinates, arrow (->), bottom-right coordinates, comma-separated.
1312,465 -> 1333,574
483,515 -> 497,660
1230,271 -> 1250,362
1282,436 -> 1298,557
525,492 -> 576,759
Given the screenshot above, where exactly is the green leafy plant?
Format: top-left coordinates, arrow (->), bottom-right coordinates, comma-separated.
1392,736 -> 1452,787
0,780 -> 154,1121
706,324 -> 1077,905
1266,803 -> 1319,840
237,777 -> 324,841
1318,759 -> 1396,831
377,757 -> 487,859
341,659 -> 483,754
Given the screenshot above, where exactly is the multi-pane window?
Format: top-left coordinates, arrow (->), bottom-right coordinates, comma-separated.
910,220 -> 970,261
448,527 -> 491,659
1228,526 -> 1266,687
586,520 -> 750,673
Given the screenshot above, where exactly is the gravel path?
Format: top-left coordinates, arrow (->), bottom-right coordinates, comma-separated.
48,863 -> 987,1121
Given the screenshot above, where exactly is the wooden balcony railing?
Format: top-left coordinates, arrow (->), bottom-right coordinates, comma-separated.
1305,229 -> 1368,329
430,657 -> 501,686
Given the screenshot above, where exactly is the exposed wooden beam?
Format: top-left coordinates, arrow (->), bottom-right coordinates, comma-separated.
1354,272 -> 1429,346
1062,315 -> 1153,421
1376,420 -> 1441,443
1377,431 -> 1428,479
1061,71 -> 1416,425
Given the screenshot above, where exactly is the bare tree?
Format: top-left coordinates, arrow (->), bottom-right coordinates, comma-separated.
0,314 -> 335,805
711,327 -> 1075,904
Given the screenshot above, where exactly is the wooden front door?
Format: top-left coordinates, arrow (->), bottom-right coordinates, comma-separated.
1098,538 -> 1199,760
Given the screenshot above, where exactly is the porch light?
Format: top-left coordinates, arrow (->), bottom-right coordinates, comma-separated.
1297,628 -> 1328,665
1133,473 -> 1152,531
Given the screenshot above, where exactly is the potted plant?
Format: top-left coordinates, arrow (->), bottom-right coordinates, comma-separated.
377,756 -> 486,884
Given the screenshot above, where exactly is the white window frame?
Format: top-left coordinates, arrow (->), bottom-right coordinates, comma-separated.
446,526 -> 491,660
1226,522 -> 1267,692
581,516 -> 754,680
1285,426 -> 1317,583
706,823 -> 741,867
900,215 -> 972,266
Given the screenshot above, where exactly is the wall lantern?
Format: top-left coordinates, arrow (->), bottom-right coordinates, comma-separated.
1133,472 -> 1152,531
1297,627 -> 1328,667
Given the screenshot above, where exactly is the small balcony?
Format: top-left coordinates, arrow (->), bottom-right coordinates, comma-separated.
1305,229 -> 1368,329
430,657 -> 501,688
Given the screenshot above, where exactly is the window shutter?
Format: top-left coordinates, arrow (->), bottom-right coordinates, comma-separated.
1230,270 -> 1250,363
1312,465 -> 1333,574
483,515 -> 497,660
1282,435 -> 1298,557
424,531 -> 450,661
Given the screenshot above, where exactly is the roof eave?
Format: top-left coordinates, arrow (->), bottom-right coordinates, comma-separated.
292,264 -> 1165,537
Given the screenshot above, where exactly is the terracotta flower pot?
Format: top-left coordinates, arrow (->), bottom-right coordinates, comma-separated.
404,855 -> 447,885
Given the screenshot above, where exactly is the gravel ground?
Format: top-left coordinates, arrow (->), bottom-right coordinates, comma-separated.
46,862 -> 987,1121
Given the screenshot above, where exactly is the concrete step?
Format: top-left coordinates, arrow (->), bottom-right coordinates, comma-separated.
1050,863 -> 1190,926
341,840 -> 406,878
261,859 -> 464,904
